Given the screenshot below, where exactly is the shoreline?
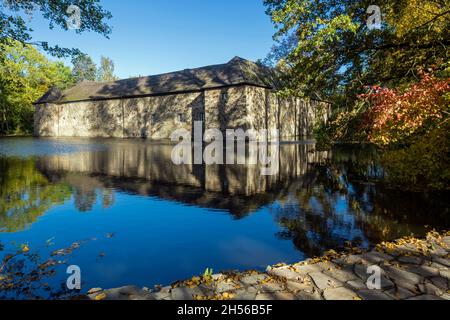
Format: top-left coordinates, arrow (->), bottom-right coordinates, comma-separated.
87,231 -> 450,301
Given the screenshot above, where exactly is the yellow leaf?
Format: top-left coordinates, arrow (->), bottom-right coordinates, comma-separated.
94,293 -> 107,300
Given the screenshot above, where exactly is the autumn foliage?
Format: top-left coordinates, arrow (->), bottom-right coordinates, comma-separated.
359,74 -> 450,146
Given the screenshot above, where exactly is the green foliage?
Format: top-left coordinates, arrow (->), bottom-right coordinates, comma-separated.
314,73 -> 450,190
264,0 -> 450,105
314,100 -> 369,148
72,53 -> 97,83
72,54 -> 118,83
0,0 -> 112,57
382,121 -> 450,190
0,157 -> 72,232
97,56 -> 118,82
0,40 -> 75,134
202,268 -> 214,279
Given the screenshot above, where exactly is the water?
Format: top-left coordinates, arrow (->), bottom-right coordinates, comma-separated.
0,137 -> 449,298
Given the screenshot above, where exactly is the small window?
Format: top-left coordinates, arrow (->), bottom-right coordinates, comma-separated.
199,112 -> 205,122
178,113 -> 186,123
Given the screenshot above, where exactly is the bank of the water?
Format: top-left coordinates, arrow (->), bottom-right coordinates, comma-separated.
87,231 -> 450,301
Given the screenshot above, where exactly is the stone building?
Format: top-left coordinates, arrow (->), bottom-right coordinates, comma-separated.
34,57 -> 330,139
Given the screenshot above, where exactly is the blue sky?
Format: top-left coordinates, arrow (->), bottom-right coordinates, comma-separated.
27,0 -> 275,79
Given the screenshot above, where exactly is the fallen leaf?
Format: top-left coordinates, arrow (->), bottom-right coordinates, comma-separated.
94,293 -> 107,300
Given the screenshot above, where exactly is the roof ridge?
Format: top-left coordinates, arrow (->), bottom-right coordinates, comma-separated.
229,57 -> 253,83
36,57 -> 277,104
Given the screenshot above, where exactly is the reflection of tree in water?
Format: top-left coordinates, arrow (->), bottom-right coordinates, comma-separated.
0,158 -> 117,232
73,187 -> 115,212
66,175 -> 116,212
0,157 -> 72,233
273,145 -> 450,258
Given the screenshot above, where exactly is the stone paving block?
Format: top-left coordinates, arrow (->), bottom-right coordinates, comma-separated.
429,245 -> 448,257
439,270 -> 450,281
285,280 -> 315,293
313,261 -> 338,271
347,279 -> 368,290
268,266 -> 303,280
407,294 -> 444,300
323,287 -> 359,300
354,264 -> 370,281
428,262 -> 449,271
418,282 -> 444,296
398,256 -> 423,265
430,276 -> 448,291
102,286 -> 154,300
440,293 -> 450,300
215,281 -> 238,293
354,264 -> 394,290
291,263 -> 325,276
239,274 -> 267,286
171,286 -> 205,300
403,264 -> 440,278
258,282 -> 285,293
294,289 -> 322,300
386,287 -> 415,300
361,251 -> 394,264
324,267 -> 358,283
357,290 -> 393,300
309,272 -> 343,290
384,265 -> 424,285
152,291 -> 171,300
255,291 -> 296,300
232,288 -> 258,300
342,255 -> 364,265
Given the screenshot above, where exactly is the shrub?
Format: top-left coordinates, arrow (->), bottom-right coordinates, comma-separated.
381,121 -> 450,190
359,74 -> 450,146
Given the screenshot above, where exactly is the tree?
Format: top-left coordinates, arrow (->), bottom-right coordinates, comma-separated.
360,74 -> 450,145
97,56 -> 118,82
0,0 -> 112,57
0,157 -> 72,232
71,53 -> 97,83
0,40 -> 74,134
264,0 -> 450,105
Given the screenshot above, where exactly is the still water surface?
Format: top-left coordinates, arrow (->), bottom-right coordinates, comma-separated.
0,138 -> 448,297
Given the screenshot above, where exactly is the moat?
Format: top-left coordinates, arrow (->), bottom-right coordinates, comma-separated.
0,137 -> 449,298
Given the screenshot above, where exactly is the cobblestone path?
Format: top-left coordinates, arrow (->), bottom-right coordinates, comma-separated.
87,232 -> 450,301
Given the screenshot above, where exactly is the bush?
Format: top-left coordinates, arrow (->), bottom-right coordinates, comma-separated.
314,100 -> 369,148
381,121 -> 450,190
359,74 -> 449,146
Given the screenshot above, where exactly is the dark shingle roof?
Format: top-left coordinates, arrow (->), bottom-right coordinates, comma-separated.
36,57 -> 280,104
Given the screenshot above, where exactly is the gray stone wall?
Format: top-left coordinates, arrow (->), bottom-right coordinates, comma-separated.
246,86 -> 330,139
34,85 -> 330,139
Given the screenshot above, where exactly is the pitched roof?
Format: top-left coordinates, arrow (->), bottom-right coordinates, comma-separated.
36,57 -> 280,104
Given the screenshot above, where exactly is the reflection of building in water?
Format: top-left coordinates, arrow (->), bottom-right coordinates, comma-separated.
36,141 -> 329,217
2,140 -> 448,257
